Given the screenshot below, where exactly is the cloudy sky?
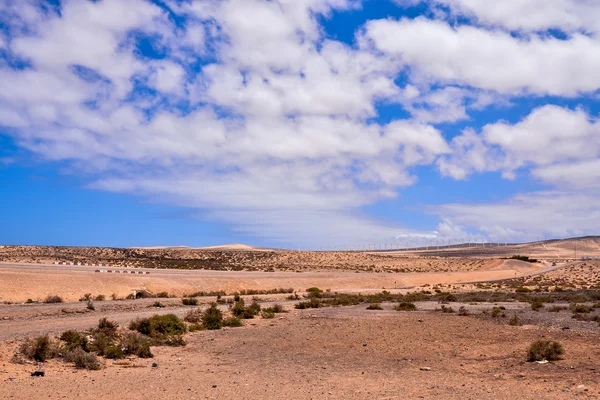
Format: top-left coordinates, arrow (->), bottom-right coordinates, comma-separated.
1,0 -> 599,248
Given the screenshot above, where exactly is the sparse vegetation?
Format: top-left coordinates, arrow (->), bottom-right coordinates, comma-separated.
182,297 -> 198,306
366,303 -> 383,310
458,306 -> 469,316
222,317 -> 243,327
43,295 -> 63,304
262,304 -> 287,313
509,314 -> 522,326
202,304 -> 223,330
261,310 -> 275,318
527,340 -> 564,362
20,335 -> 59,362
395,302 -> 417,311
64,348 -> 102,370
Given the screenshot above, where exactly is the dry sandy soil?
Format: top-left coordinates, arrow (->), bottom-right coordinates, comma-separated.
0,258 -> 544,303
1,237 -> 600,399
1,304 -> 600,400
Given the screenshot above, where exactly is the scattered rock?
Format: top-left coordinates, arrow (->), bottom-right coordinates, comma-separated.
151,363 -> 158,368
31,371 -> 44,377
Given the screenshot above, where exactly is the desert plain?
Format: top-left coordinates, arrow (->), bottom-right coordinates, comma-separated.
1,237 -> 600,399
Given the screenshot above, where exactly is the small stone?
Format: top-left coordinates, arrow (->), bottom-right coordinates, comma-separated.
31,371 -> 44,377
420,367 -> 431,371
152,363 -> 158,368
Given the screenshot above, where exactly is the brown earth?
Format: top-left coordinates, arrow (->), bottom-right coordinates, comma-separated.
1,305 -> 600,399
0,259 -> 542,303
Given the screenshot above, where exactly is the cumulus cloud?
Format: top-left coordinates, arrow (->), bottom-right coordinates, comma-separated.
439,105 -> 600,181
362,17 -> 600,96
1,0 -> 600,246
395,0 -> 600,34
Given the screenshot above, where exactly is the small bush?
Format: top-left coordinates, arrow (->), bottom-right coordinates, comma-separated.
395,302 -> 417,311
295,298 -> 321,309
120,332 -> 153,358
86,301 -> 95,311
96,318 -> 119,337
60,330 -> 88,352
184,308 -> 203,323
91,333 -> 123,359
440,305 -> 455,313
261,310 -> 275,319
531,301 -> 544,312
458,306 -> 469,316
548,305 -> 567,312
516,287 -> 532,293
155,292 -> 170,298
527,340 -> 564,362
80,293 -> 92,302
129,314 -> 186,337
202,305 -> 223,330
20,335 -> 59,362
188,323 -> 203,332
182,298 -> 198,306
263,304 -> 286,313
222,317 -> 243,327
26,298 -> 34,304
509,314 -> 522,326
151,301 -> 165,308
366,303 -> 383,310
571,304 -> 591,314
64,348 -> 102,370
94,295 -> 106,301
43,295 -> 63,304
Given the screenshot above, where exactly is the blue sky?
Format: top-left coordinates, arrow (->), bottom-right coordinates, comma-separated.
1,0 -> 600,248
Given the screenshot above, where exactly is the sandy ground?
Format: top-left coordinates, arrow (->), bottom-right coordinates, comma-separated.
1,306 -> 600,400
0,259 -> 544,303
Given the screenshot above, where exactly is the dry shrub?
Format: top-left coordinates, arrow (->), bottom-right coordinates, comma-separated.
395,302 -> 417,311
184,308 -> 203,323
366,303 -> 383,310
43,295 -> 63,304
19,335 -> 60,362
64,348 -> 102,370
527,340 -> 564,362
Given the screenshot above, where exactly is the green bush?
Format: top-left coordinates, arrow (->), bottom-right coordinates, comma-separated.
129,314 -> 186,337
94,294 -> 106,301
531,301 -> 544,312
96,318 -> 119,338
64,348 -> 102,370
120,332 -> 153,358
306,287 -> 323,298
295,298 -> 321,309
366,303 -> 383,310
222,317 -> 243,327
262,304 -> 286,313
527,340 -> 564,362
571,304 -> 592,313
395,302 -> 417,311
182,298 -> 198,306
60,330 -> 88,352
202,305 -> 223,330
91,333 -> 123,359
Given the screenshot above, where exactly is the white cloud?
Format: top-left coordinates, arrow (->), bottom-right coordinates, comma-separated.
362,17 -> 600,96
2,0 -> 600,246
399,0 -> 600,33
439,105 -> 600,180
435,191 -> 600,241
